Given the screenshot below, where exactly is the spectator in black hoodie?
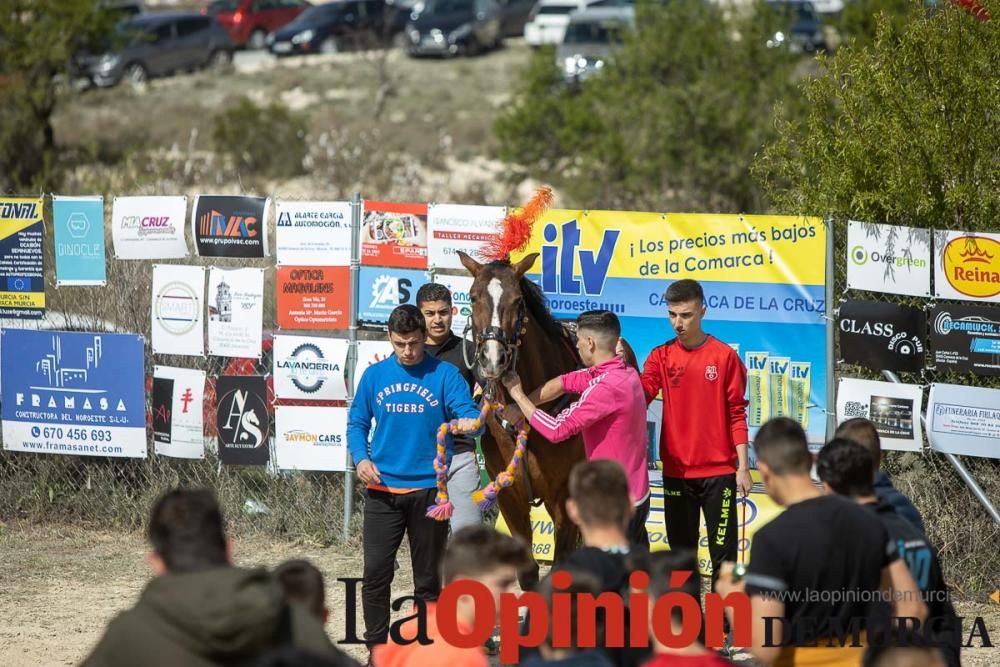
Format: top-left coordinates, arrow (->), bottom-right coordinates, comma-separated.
417,282 -> 482,532
82,488 -> 358,667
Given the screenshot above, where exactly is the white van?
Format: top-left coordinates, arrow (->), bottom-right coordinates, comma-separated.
524,0 -> 584,47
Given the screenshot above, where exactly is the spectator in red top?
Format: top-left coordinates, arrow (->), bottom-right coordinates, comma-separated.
638,279 -> 751,593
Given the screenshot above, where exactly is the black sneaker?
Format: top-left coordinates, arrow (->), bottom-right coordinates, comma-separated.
483,636 -> 499,656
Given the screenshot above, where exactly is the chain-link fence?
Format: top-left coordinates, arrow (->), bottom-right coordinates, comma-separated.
831,218 -> 1000,597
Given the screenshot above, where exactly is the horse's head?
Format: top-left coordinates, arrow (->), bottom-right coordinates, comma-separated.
458,250 -> 539,382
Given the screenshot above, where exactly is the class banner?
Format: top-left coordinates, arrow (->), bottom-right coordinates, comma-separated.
512,211 -> 828,444
0,197 -> 45,319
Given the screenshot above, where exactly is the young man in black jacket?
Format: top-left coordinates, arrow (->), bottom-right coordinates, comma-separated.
417,282 -> 483,532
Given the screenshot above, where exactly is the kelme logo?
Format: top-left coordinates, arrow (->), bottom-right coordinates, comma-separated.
943,236 -> 1000,299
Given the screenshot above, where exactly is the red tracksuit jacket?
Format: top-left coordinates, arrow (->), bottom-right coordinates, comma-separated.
640,335 -> 749,479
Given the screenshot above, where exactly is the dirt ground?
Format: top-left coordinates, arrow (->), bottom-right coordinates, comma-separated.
0,523 -> 996,666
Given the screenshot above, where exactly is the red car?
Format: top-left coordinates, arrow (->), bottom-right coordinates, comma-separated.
203,0 -> 311,49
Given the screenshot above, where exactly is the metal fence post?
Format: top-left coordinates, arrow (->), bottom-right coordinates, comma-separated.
825,216 -> 836,442
343,192 -> 362,540
882,370 -> 1000,526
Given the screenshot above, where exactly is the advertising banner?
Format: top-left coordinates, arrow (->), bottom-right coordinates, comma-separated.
207,267 -> 264,359
431,273 -> 474,335
276,266 -> 350,330
927,383 -> 1000,459
934,230 -> 1000,302
193,195 -> 269,258
273,335 -> 349,401
0,197 -> 45,319
152,366 -> 206,459
151,264 -> 205,356
1,329 -> 146,458
836,378 -> 923,452
358,266 -> 426,324
111,195 -> 188,259
512,211 -> 828,444
216,375 -> 270,465
846,221 -> 931,297
354,340 -> 394,391
53,195 -> 106,286
427,204 -> 505,270
838,300 -> 926,373
274,405 -> 349,472
930,303 -> 1000,376
361,201 -> 428,269
275,200 -> 351,266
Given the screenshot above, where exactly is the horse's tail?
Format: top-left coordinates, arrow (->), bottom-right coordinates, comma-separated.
618,336 -> 640,372
471,421 -> 530,513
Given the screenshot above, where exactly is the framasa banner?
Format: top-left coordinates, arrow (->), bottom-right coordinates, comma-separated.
512,211 -> 828,444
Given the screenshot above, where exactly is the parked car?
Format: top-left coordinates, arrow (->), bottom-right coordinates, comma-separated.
203,0 -> 311,50
557,5 -> 632,83
73,12 -> 235,88
267,0 -> 408,55
496,0 -> 537,36
765,0 -> 827,53
404,0 -> 503,56
524,0 -> 581,47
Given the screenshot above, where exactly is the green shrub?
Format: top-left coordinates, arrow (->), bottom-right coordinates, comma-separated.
212,97 -> 309,179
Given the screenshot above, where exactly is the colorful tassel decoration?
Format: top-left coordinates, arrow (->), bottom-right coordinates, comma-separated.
471,420 -> 530,514
426,400 -> 495,521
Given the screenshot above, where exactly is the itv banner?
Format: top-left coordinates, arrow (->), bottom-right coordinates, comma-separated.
512,211 -> 828,444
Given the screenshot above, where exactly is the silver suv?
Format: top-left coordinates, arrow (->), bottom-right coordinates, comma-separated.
556,5 -> 633,83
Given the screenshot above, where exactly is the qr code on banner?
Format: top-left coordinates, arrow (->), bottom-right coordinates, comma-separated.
843,401 -> 869,418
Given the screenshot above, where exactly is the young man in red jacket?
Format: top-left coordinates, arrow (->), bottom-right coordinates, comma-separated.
639,279 -> 751,592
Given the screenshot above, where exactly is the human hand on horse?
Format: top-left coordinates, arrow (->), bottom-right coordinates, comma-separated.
501,370 -> 522,393
356,459 -> 382,485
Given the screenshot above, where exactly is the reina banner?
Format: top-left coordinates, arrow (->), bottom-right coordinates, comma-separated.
933,230 -> 1000,303
838,300 -> 926,373
273,334 -> 349,401
52,195 -> 107,286
0,197 -> 45,319
152,366 -> 206,459
512,211 -> 828,444
927,383 -> 1000,459
358,266 -> 426,325
361,201 -> 428,269
846,221 -> 930,297
930,303 -> 1000,376
151,264 -> 205,357
276,266 -> 350,330
1,329 -> 146,458
275,200 -> 351,266
207,267 -> 264,359
193,195 -> 269,258
427,204 -> 505,270
111,196 -> 188,259
274,405 -> 349,472
836,377 -> 923,452
215,375 -> 270,465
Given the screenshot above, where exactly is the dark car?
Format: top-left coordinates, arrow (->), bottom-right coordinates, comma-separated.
267,0 -> 408,55
74,12 -> 235,87
766,0 -> 827,53
405,0 -> 502,57
203,0 -> 311,49
496,0 -> 536,36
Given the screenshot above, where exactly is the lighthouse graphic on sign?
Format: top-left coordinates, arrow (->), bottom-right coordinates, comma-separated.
214,278 -> 232,323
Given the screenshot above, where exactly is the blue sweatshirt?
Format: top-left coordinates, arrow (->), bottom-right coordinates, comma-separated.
347,353 -> 482,489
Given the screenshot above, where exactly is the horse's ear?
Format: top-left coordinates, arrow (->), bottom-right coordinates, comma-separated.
512,252 -> 539,278
457,251 -> 483,276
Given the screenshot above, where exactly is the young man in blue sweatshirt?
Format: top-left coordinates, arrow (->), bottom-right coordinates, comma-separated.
347,304 -> 482,661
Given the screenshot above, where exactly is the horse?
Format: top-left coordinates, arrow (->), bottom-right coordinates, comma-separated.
457,250 -> 587,588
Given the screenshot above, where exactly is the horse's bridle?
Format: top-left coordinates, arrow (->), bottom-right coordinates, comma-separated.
463,300 -> 527,387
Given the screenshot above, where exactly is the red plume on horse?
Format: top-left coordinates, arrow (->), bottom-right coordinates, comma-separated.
456,186 -> 587,588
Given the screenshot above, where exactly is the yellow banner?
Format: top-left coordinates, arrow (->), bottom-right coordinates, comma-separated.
0,292 -> 45,308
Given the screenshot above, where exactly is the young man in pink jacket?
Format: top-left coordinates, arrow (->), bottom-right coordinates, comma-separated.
503,310 -> 650,547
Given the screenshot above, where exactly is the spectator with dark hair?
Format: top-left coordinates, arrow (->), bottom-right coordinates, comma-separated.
417,282 -> 483,533
834,417 -> 926,535
347,304 -> 484,665
816,438 -> 960,667
276,559 -> 328,625
637,279 -> 751,601
642,550 -> 733,666
547,459 -> 651,667
715,419 -> 926,667
82,488 -> 358,667
520,567 -> 615,667
374,525 -> 532,667
503,309 -> 650,546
